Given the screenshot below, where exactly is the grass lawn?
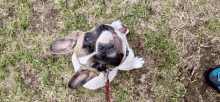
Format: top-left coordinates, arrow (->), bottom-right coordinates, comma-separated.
0,0 -> 220,101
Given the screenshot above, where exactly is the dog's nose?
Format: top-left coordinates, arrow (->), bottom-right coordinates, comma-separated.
97,43 -> 115,60
98,43 -> 114,52
106,48 -> 117,58
97,43 -> 121,66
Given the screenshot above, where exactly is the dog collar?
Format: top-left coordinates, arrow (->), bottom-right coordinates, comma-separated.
103,69 -> 111,102
120,49 -> 129,65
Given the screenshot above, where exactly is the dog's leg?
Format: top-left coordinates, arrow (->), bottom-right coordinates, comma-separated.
117,48 -> 144,70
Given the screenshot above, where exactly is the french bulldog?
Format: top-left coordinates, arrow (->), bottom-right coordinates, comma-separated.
50,21 -> 144,90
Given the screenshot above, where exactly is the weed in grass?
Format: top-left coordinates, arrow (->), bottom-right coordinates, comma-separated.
64,21 -> 74,31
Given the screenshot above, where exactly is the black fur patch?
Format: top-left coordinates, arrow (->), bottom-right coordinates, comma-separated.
82,25 -> 115,53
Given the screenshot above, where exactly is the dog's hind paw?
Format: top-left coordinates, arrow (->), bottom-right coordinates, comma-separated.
133,57 -> 144,68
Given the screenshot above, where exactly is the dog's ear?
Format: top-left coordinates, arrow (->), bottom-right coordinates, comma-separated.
111,21 -> 129,35
50,31 -> 79,54
68,69 -> 98,89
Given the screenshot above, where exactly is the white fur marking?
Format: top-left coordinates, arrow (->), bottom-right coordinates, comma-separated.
72,53 -> 81,72
78,52 -> 97,64
96,31 -> 114,50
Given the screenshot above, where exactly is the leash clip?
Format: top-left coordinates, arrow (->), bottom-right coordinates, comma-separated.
103,69 -> 109,83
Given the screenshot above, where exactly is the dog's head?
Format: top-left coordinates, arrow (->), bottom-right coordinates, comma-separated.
50,21 -> 129,89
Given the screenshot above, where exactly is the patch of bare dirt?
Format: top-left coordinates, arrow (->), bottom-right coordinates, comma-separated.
19,63 -> 42,95
29,0 -> 63,34
0,3 -> 15,28
128,34 -> 157,101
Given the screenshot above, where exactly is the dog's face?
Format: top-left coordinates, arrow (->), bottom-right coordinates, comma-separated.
50,21 -> 129,89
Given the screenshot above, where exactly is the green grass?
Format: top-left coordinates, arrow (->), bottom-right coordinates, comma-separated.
111,82 -> 130,102
120,2 -> 150,40
58,0 -> 90,34
144,27 -> 179,70
13,67 -> 33,100
143,7 -> 184,101
204,19 -> 220,33
197,19 -> 220,42
0,0 -> 31,81
0,0 -> 170,101
1,0 -> 220,101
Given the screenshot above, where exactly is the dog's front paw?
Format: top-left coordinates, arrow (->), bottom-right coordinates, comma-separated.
133,57 -> 144,68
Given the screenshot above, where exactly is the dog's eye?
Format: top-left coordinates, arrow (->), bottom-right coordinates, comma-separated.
98,64 -> 105,71
98,64 -> 104,71
85,35 -> 93,42
99,45 -> 104,50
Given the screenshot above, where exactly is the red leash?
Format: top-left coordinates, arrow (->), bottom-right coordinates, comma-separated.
103,69 -> 110,102
105,79 -> 110,102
